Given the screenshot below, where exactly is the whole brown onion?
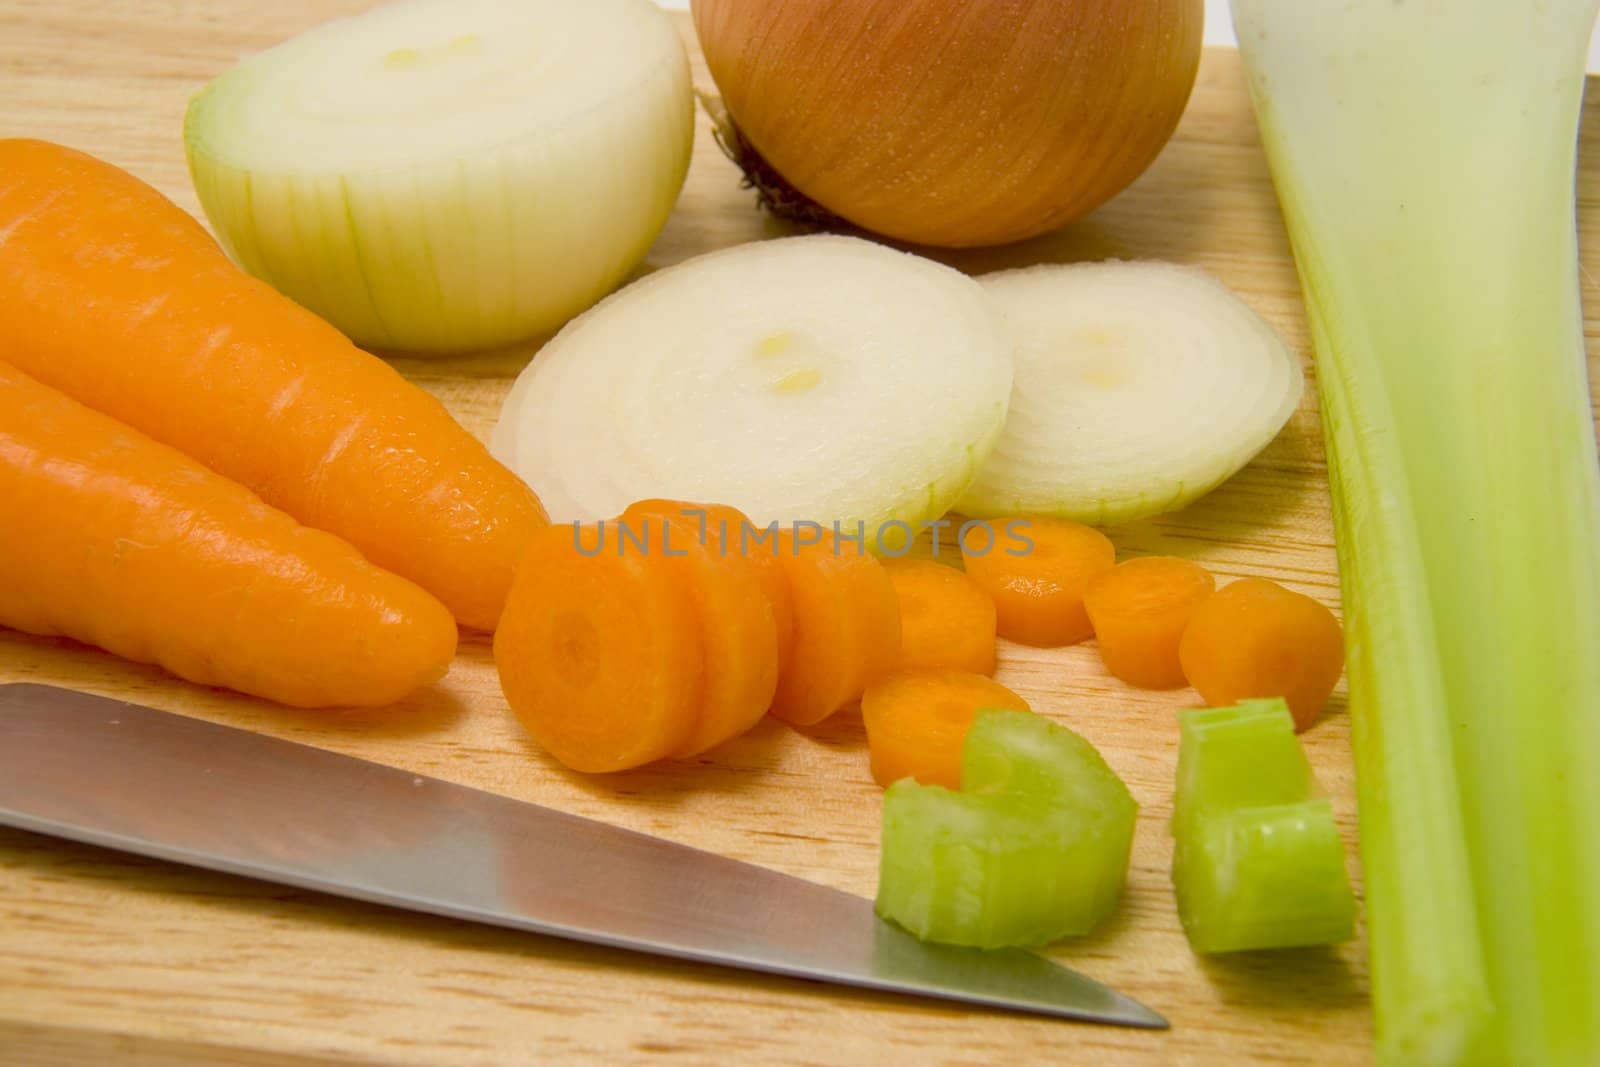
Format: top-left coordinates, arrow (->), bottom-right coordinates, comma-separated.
692,0 -> 1204,248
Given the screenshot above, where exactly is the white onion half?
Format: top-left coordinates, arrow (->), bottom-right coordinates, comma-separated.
956,262 -> 1304,525
494,235 -> 1013,540
185,0 -> 692,354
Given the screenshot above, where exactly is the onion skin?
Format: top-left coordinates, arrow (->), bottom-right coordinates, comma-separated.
692,0 -> 1203,248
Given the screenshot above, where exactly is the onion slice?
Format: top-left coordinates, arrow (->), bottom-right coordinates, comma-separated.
493,236 -> 1013,540
185,0 -> 692,354
956,262 -> 1303,525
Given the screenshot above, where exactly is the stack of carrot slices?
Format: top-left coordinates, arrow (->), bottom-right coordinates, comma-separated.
494,502 -> 901,773
497,504 -> 1349,775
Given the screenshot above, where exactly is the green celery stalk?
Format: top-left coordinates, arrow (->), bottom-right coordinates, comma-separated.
1233,2 -> 1600,1063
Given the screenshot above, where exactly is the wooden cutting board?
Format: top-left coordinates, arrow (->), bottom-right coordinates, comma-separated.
3,4 -> 1598,1064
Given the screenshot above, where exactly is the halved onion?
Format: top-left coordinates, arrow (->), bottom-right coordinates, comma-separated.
493,235 -> 1013,540
957,262 -> 1304,525
185,0 -> 692,354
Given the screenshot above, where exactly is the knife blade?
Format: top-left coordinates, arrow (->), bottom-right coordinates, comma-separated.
0,682 -> 1164,1028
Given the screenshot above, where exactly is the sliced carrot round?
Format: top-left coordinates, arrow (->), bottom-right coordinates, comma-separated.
621,499 -> 796,682
861,670 -> 1032,789
769,531 -> 902,726
494,523 -> 702,772
960,517 -> 1116,647
697,501 -> 795,683
619,501 -> 779,756
1083,555 -> 1216,689
851,550 -> 904,694
883,559 -> 998,675
1178,577 -> 1346,731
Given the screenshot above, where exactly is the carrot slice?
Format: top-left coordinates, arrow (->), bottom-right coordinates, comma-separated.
618,502 -> 779,757
768,531 -> 902,726
494,523 -> 702,772
1178,577 -> 1346,732
0,360 -> 457,708
707,503 -> 797,682
625,500 -> 796,683
861,670 -> 1032,788
883,559 -> 998,675
960,517 -> 1115,647
0,139 -> 547,630
1083,556 -> 1216,689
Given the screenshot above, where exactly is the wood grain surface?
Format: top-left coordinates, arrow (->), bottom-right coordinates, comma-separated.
2,4 -> 1598,1065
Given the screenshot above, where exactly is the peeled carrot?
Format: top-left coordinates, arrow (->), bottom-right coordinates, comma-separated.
768,530 -> 902,726
1178,577 -> 1345,731
1083,556 -> 1216,689
0,360 -> 456,708
883,559 -> 998,675
860,670 -> 1032,788
618,502 -> 778,757
494,523 -> 704,772
960,517 -> 1115,647
0,139 -> 546,631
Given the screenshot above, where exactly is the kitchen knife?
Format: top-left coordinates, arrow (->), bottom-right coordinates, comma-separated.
0,682 -> 1165,1028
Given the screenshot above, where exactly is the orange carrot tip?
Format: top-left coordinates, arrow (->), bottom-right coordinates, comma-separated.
768,530 -> 901,727
0,360 -> 456,709
883,558 -> 998,676
494,523 -> 704,772
1083,556 -> 1216,690
1178,577 -> 1345,732
861,670 -> 1032,789
959,517 -> 1115,647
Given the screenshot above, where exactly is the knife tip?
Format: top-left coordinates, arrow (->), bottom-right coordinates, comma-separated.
1107,994 -> 1170,1030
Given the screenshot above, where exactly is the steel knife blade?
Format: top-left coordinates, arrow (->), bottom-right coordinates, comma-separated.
0,682 -> 1165,1028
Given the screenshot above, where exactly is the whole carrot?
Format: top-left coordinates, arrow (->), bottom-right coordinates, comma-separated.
0,360 -> 457,708
0,139 -> 547,630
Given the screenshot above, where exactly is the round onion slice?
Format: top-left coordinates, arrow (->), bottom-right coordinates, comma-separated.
493,235 -> 1013,539
956,262 -> 1303,525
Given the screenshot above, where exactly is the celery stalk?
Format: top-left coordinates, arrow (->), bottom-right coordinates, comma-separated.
1233,3 -> 1600,1063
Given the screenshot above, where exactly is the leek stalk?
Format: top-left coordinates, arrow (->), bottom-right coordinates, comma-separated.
1234,3 -> 1600,1063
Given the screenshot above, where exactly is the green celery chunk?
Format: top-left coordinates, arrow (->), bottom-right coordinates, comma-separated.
1174,798 -> 1356,953
1171,698 -> 1355,954
876,709 -> 1137,949
1173,698 -> 1311,840
963,707 -> 1135,814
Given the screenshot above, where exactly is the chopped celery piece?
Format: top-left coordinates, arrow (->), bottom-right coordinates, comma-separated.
1174,799 -> 1356,954
1173,699 -> 1311,841
878,786 -> 1113,948
1171,698 -> 1354,954
963,707 -> 1136,820
876,710 -> 1136,948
